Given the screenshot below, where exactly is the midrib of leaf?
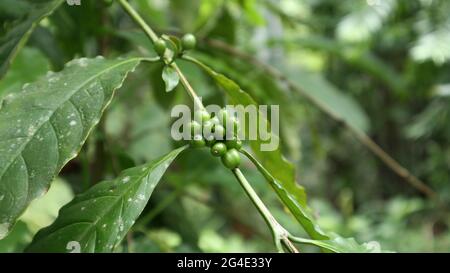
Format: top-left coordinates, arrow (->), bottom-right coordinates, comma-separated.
68,168 -> 151,249
74,197 -> 120,249
0,58 -> 141,183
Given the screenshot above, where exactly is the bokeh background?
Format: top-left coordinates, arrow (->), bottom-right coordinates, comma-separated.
0,0 -> 449,252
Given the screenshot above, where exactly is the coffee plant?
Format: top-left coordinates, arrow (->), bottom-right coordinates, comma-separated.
1,0 -> 447,253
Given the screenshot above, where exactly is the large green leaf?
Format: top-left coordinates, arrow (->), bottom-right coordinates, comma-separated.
0,57 -> 142,239
0,0 -> 64,79
26,146 -> 187,253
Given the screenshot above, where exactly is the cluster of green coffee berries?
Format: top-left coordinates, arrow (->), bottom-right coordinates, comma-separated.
188,109 -> 242,169
154,33 -> 197,57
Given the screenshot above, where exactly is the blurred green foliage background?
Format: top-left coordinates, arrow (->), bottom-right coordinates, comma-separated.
0,0 -> 449,252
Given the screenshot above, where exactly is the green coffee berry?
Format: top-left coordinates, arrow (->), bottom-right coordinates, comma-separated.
203,120 -> 215,140
181,33 -> 197,50
154,38 -> 167,56
188,120 -> 202,136
194,109 -> 210,123
211,142 -> 227,157
226,138 -> 242,150
191,135 -> 205,148
221,148 -> 241,169
205,138 -> 216,147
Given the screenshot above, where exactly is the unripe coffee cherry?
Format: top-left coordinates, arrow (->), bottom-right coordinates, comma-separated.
221,148 -> 241,169
194,109 -> 210,123
188,120 -> 202,136
226,138 -> 242,150
211,142 -> 227,157
203,120 -> 215,140
205,138 -> 216,147
181,33 -> 197,50
154,38 -> 167,56
191,135 -> 205,148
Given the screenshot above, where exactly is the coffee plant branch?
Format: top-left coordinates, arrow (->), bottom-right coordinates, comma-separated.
171,63 -> 205,111
200,38 -> 437,199
117,0 -> 300,252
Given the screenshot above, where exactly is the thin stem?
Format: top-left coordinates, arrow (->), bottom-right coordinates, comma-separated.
287,234 -> 339,252
232,168 -> 298,253
352,130 -> 436,198
181,55 -> 210,71
288,234 -> 317,245
118,0 -> 158,43
118,0 -> 205,111
281,238 -> 300,253
232,168 -> 277,229
141,57 -> 163,63
171,63 -> 205,110
275,239 -> 284,253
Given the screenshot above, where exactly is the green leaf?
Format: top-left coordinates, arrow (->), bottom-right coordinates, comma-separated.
241,149 -> 328,240
0,0 -> 31,17
0,57 -> 141,239
162,65 -> 180,92
162,34 -> 182,55
194,0 -> 224,31
241,0 -> 265,26
26,146 -> 187,253
297,236 -> 384,253
0,0 -> 64,79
